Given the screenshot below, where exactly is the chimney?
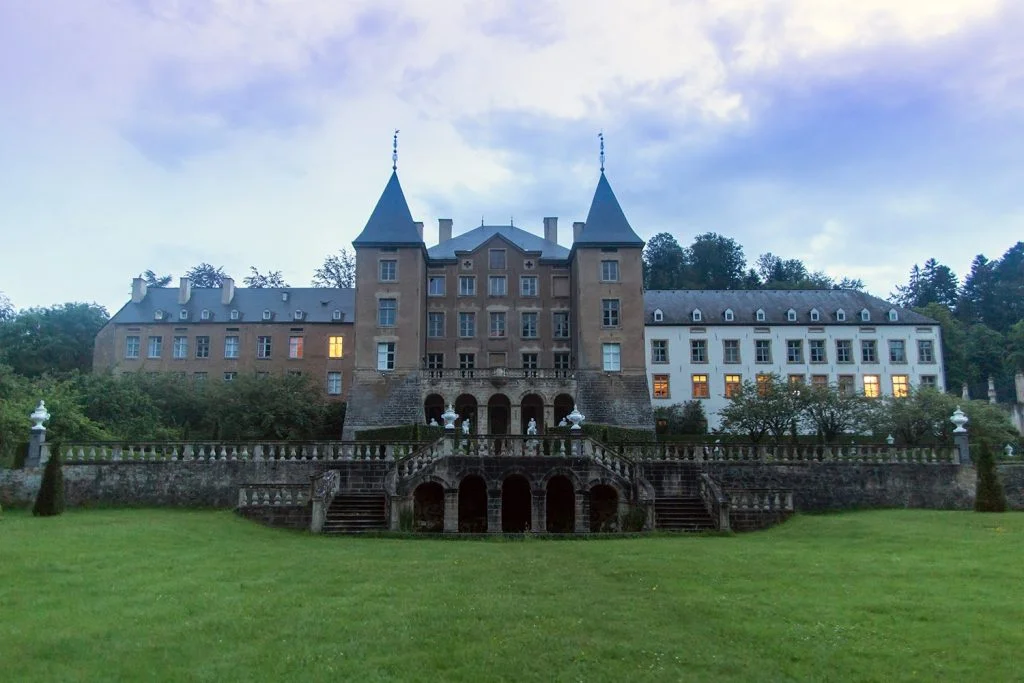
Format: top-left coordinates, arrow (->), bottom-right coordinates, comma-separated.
131,277 -> 147,303
543,217 -> 557,244
220,277 -> 235,305
573,221 -> 585,242
438,218 -> 453,243
178,277 -> 192,305
415,221 -> 424,240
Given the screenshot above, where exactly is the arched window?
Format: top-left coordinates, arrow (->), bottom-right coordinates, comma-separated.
888,309 -> 898,322
810,309 -> 820,322
756,308 -> 766,322
786,309 -> 797,322
836,309 -> 846,322
692,309 -> 702,322
653,308 -> 663,323
724,308 -> 734,322
860,309 -> 871,322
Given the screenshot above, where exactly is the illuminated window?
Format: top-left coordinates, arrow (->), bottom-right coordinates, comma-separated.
863,375 -> 880,398
811,375 -> 828,389
756,373 -> 772,396
653,374 -> 670,399
724,374 -> 742,398
892,375 -> 909,398
692,374 -> 710,399
328,336 -> 344,358
289,336 -> 304,359
788,374 -> 805,387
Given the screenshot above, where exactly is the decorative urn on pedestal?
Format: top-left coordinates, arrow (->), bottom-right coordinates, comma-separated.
567,405 -> 585,431
441,404 -> 458,430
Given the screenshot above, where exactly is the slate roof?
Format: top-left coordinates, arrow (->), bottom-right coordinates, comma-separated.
575,173 -> 644,246
352,171 -> 423,246
427,225 -> 570,261
108,287 -> 355,325
644,289 -> 937,326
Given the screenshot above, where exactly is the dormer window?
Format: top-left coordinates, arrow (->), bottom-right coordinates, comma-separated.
281,292 -> 290,302
154,309 -> 165,321
692,309 -> 702,323
230,309 -> 240,321
293,310 -> 304,321
810,309 -> 820,322
653,308 -> 664,323
836,309 -> 846,322
756,309 -> 766,322
179,309 -> 189,321
201,309 -> 211,321
887,309 -> 898,322
786,309 -> 797,322
332,309 -> 342,321
262,310 -> 272,321
860,309 -> 871,322
724,309 -> 734,322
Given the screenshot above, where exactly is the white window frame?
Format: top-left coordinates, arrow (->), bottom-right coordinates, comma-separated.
427,311 -> 445,338
488,275 -> 507,297
458,312 -> 476,338
653,309 -> 663,323
724,309 -> 734,322
224,336 -> 240,359
602,343 -> 621,372
786,309 -> 797,322
262,310 -> 272,321
378,298 -> 397,327
230,309 -> 240,321
756,308 -> 766,322
427,276 -> 446,297
600,260 -> 620,282
520,312 -> 538,339
377,342 -> 396,371
810,309 -> 820,322
520,275 -> 538,297
458,276 -> 476,297
379,259 -> 398,282
327,371 -> 343,395
125,335 -> 141,359
257,336 -> 272,359
201,309 -> 211,320
172,336 -> 188,359
860,309 -> 871,322
692,309 -> 702,322
836,309 -> 846,322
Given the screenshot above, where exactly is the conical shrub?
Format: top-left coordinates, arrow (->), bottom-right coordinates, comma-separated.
32,447 -> 65,517
974,441 -> 1008,513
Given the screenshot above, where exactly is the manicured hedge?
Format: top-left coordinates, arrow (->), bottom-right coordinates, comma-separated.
354,424 -> 446,441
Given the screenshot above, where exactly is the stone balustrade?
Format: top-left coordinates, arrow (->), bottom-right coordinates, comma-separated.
60,441 -> 431,464
423,367 -> 574,381
613,442 -> 956,464
728,489 -> 795,513
237,484 -> 309,508
698,474 -> 730,531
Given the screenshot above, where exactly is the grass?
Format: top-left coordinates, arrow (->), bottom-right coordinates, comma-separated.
2,509 -> 1023,682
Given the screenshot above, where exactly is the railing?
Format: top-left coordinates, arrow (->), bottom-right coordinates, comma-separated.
727,488 -> 794,513
423,367 -> 575,381
60,440 -> 433,464
395,437 -> 448,479
308,469 -> 340,533
237,483 -> 309,507
698,474 -> 731,531
612,442 -> 957,464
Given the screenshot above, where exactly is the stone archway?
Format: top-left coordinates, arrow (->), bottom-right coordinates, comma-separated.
488,394 -> 511,436
590,484 -> 619,532
413,482 -> 444,532
546,475 -> 575,533
455,393 -> 478,434
554,393 -> 574,427
501,475 -> 532,533
520,393 -> 544,434
458,475 -> 488,533
423,393 -> 444,426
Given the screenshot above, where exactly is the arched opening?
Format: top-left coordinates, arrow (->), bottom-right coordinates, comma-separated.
413,482 -> 445,532
423,393 -> 444,426
488,394 -> 511,435
554,394 -> 574,427
454,394 -> 478,435
501,475 -> 532,533
590,485 -> 619,532
458,475 -> 488,533
520,393 -> 544,434
546,475 -> 575,533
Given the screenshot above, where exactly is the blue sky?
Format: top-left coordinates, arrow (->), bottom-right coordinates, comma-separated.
1,0 -> 1021,312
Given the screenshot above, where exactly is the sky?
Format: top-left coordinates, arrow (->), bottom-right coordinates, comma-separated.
1,0 -> 1022,314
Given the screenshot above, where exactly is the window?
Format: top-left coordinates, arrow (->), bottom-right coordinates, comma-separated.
230,310 -> 240,321
863,375 -> 880,398
489,275 -> 507,296
653,374 -> 670,399
257,336 -> 272,359
179,309 -> 188,321
787,309 -> 797,322
724,374 -> 742,398
327,372 -> 343,396
154,310 -> 164,321
756,309 -> 766,322
379,259 -> 397,281
328,336 -> 343,358
193,372 -> 207,382
173,336 -> 188,359
602,343 -> 621,371
888,309 -> 899,322
756,374 -> 772,396
692,309 -> 703,322
522,353 -> 539,370
892,375 -> 909,398
860,309 -> 871,322
458,276 -> 476,296
378,298 -> 396,327
428,312 -> 445,338
918,339 -> 935,363
488,249 -> 506,270
602,299 -> 620,327
723,339 -> 740,364
786,340 -> 803,363
459,353 -> 475,369
521,312 -> 538,338
861,340 -> 877,363
692,374 -> 709,399
293,310 -> 304,321
755,339 -> 772,363
788,374 -> 805,387
724,309 -> 734,322
838,375 -> 855,397
836,339 -> 853,363
653,309 -> 664,323
224,336 -> 240,359
920,375 -> 938,389
223,372 -> 237,382
836,309 -> 847,322
377,342 -> 396,371
553,312 -> 570,339
489,312 -> 506,338
201,309 -> 211,320
889,340 -> 906,363
459,312 -> 476,338
125,335 -> 140,359
601,260 -> 619,282
426,353 -> 444,369
809,339 -> 826,363
811,374 -> 828,389
690,339 -> 707,363
554,352 -> 571,370
427,276 -> 445,296
520,275 -> 538,297
289,336 -> 304,359
262,310 -> 272,321
195,336 -> 210,359
810,309 -> 820,322
651,340 -> 668,363
332,310 -> 342,321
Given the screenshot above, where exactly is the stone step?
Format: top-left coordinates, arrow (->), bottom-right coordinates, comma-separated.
655,496 -> 715,531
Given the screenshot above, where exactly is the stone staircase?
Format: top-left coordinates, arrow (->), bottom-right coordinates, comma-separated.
654,497 -> 716,532
323,493 -> 388,534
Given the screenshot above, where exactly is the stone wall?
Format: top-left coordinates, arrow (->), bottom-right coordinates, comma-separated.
236,504 -> 311,531
999,463 -> 1024,509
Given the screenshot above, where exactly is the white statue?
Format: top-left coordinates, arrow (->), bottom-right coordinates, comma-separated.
558,418 -> 568,427
428,418 -> 439,427
526,417 -> 538,436
462,418 -> 470,435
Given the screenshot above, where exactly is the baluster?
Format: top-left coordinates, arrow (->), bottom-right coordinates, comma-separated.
238,489 -> 247,507
262,490 -> 271,505
88,447 -> 97,462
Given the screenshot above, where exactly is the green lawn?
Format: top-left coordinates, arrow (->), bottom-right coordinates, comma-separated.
2,509 -> 1022,682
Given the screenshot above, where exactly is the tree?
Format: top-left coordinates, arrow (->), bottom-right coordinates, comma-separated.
801,384 -> 871,443
243,267 -> 289,288
0,303 -> 110,378
916,303 -> 969,393
0,291 -> 13,321
32,448 -> 65,516
184,263 -> 227,288
312,249 -> 356,288
974,441 -> 1008,512
718,375 -> 807,443
654,402 -> 707,435
142,270 -> 172,288
893,258 -> 959,310
965,324 -> 1007,399
642,233 -> 686,290
682,232 -> 746,289
1007,320 -> 1024,373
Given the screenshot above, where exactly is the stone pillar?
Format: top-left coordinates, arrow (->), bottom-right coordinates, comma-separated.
487,488 -> 502,533
544,405 -> 554,433
443,488 -> 459,533
512,405 -> 521,435
478,410 -> 489,436
25,400 -> 50,468
531,491 -> 545,532
954,432 -> 971,465
574,491 -> 588,533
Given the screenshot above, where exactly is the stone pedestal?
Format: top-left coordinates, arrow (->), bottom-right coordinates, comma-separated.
443,489 -> 459,533
954,432 -> 971,465
25,428 -> 47,468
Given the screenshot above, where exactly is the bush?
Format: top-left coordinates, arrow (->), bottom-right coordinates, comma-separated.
620,506 -> 648,532
655,402 -> 708,436
32,448 -> 65,517
974,441 -> 1008,513
354,424 -> 445,441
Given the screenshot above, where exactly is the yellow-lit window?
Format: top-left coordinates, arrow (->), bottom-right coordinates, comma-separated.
328,336 -> 344,359
692,374 -> 709,399
653,374 -> 670,399
756,374 -> 772,397
864,375 -> 880,398
725,374 -> 742,398
892,375 -> 909,398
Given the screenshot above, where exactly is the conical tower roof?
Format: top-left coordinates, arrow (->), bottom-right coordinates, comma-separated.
575,173 -> 644,246
352,171 -> 423,246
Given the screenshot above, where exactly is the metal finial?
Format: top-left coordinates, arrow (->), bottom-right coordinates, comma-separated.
392,129 -> 400,171
599,131 -> 605,173
510,216 -> 514,227
481,216 -> 484,227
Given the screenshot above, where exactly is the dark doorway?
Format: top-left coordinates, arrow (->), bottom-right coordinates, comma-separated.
520,393 -> 544,434
488,394 -> 511,435
501,475 -> 532,533
554,394 -> 574,427
458,475 -> 488,533
455,393 -> 478,435
590,485 -> 619,532
413,482 -> 444,532
423,393 -> 444,426
546,475 -> 576,533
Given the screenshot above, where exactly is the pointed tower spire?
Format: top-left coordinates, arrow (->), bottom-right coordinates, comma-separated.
352,131 -> 422,246
575,172 -> 643,246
